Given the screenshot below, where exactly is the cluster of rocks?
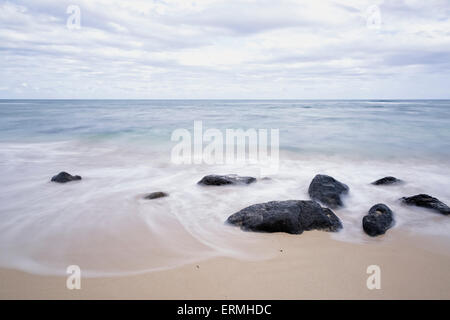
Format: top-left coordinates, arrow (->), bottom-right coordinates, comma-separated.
50,171 -> 169,201
50,171 -> 449,237
206,173 -> 448,237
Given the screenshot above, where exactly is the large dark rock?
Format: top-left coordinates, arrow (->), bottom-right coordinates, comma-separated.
308,174 -> 349,208
198,174 -> 256,186
371,176 -> 402,185
226,200 -> 342,234
362,204 -> 395,237
51,172 -> 82,183
401,194 -> 450,215
144,192 -> 168,200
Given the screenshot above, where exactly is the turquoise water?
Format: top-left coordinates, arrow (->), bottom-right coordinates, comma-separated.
0,100 -> 449,276
0,99 -> 449,159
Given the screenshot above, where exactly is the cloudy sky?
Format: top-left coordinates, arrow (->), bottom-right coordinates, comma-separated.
1,0 -> 449,99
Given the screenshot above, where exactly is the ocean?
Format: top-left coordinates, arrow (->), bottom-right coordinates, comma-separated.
0,99 -> 449,276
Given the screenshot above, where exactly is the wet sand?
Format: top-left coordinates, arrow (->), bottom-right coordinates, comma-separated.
1,231 -> 449,299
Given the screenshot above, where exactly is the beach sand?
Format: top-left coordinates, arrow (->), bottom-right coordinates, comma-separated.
0,231 -> 449,300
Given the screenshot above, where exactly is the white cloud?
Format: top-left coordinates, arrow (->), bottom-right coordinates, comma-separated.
0,0 -> 449,98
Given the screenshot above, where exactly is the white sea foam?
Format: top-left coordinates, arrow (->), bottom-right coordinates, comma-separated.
0,140 -> 449,276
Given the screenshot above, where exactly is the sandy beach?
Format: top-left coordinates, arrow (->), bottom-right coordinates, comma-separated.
1,231 -> 449,300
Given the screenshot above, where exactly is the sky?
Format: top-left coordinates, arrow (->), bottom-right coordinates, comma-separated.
0,0 -> 449,99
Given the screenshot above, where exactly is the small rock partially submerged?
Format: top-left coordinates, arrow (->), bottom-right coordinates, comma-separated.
308,174 -> 349,208
51,172 -> 82,183
198,174 -> 256,186
401,194 -> 450,215
226,200 -> 342,234
363,204 -> 395,237
144,192 -> 168,200
371,176 -> 402,185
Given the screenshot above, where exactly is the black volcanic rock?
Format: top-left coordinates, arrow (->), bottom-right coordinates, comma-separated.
144,192 -> 168,200
51,172 -> 82,183
226,200 -> 342,234
401,194 -> 450,216
371,176 -> 402,185
308,174 -> 349,208
362,204 -> 395,237
198,174 -> 256,186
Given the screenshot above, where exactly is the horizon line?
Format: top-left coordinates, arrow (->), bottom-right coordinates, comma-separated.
1,98 -> 450,101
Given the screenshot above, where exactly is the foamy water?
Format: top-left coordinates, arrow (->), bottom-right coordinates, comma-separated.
0,100 -> 449,276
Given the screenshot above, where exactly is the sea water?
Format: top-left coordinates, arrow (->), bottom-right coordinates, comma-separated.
0,99 -> 449,276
